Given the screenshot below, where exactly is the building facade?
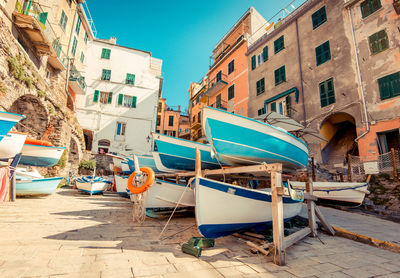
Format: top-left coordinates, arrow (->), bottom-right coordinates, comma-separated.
188,79 -> 208,142
178,114 -> 190,140
76,37 -> 163,155
247,0 -> 400,164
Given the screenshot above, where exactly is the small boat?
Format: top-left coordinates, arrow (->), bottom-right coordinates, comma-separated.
0,132 -> 27,159
120,159 -> 131,174
152,132 -> 222,172
195,176 -> 302,238
20,142 -> 65,167
202,107 -> 309,170
115,174 -> 129,197
126,153 -> 163,173
16,176 -> 63,196
75,176 -> 112,195
127,179 -> 194,209
289,181 -> 369,207
0,111 -> 25,142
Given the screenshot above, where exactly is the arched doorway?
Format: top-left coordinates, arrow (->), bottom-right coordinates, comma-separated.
68,137 -> 79,163
98,139 -> 110,154
320,113 -> 358,164
8,95 -> 48,139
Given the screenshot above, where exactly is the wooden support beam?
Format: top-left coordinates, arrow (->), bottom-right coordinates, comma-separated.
303,193 -> 318,201
315,205 -> 335,236
195,148 -> 201,177
133,155 -> 140,174
285,227 -> 311,249
347,154 -> 352,182
271,170 -> 285,266
246,241 -> 270,256
306,179 -> 317,237
232,233 -> 265,245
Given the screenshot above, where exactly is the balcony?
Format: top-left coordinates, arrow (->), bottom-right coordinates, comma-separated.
204,74 -> 228,97
191,120 -> 202,130
13,0 -> 67,69
69,68 -> 86,95
210,99 -> 228,111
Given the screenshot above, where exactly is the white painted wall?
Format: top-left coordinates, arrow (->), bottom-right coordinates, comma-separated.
76,38 -> 162,155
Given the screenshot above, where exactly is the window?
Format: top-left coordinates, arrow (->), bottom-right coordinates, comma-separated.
256,78 -> 265,95
93,90 -> 99,103
101,48 -> 111,59
158,102 -> 162,112
59,10 -> 68,31
216,71 -> 222,82
251,55 -> 256,70
257,55 -> 261,65
216,95 -> 221,108
228,60 -> 235,74
75,16 -> 81,35
270,102 -> 276,112
101,69 -> 111,80
257,107 -> 265,116
315,41 -> 331,66
172,131 -> 176,137
164,131 -> 168,135
157,115 -> 161,126
185,128 -> 188,133
274,66 -> 286,85
274,36 -> 284,54
228,85 -> 235,100
84,32 -> 88,44
197,111 -> 201,123
378,71 -> 400,100
368,30 -> 389,55
99,91 -> 112,104
168,116 -> 174,126
319,78 -> 335,107
312,6 -> 327,29
117,94 -> 137,108
116,122 -> 126,136
80,52 -> 85,63
361,0 -> 381,18
126,73 -> 135,85
53,40 -> 62,56
71,37 -> 78,56
262,46 -> 268,62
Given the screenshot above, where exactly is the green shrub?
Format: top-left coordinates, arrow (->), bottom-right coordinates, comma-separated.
7,55 -> 34,89
57,149 -> 67,169
79,159 -> 96,170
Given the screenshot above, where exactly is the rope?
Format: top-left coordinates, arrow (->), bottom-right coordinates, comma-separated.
132,172 -> 148,223
211,138 -> 226,182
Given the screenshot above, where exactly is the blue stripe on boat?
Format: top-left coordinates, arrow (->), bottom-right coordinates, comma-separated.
19,156 -> 61,167
157,153 -> 220,171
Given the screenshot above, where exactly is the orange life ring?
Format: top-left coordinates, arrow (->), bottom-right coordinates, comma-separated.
127,167 -> 155,194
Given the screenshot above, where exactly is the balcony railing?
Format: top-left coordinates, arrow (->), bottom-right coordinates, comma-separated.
204,73 -> 228,97
69,68 -> 86,94
210,99 -> 228,110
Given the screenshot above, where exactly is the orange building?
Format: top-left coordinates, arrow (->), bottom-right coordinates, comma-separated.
188,79 -> 208,142
156,98 -> 184,138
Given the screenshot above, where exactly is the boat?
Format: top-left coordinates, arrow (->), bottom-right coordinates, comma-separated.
19,142 -> 65,167
194,176 -> 302,238
121,159 -> 131,174
0,111 -> 25,142
115,174 -> 129,197
126,153 -> 165,174
202,107 -> 309,170
127,179 -> 194,209
16,176 -> 63,196
151,132 -> 222,172
75,176 -> 112,195
0,132 -> 27,159
289,181 -> 369,207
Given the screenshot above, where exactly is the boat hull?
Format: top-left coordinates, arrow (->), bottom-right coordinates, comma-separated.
290,181 -> 369,207
202,107 -> 309,170
75,176 -> 111,195
195,177 -> 302,238
16,177 -> 63,196
0,111 -> 25,142
0,133 -> 26,159
115,175 -> 128,197
126,154 -> 162,173
152,133 -> 221,172
20,144 -> 65,167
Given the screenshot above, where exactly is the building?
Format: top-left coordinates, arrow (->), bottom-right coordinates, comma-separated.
75,37 -> 163,155
247,0 -> 400,165
188,78 -> 208,142
155,98 -> 187,138
178,113 -> 190,140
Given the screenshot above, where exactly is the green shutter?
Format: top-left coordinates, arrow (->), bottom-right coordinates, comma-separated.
270,102 -> 276,112
251,55 -> 256,70
108,92 -> 113,104
262,46 -> 268,62
39,12 -> 48,25
118,94 -> 123,105
132,96 -> 137,108
93,90 -> 99,102
319,83 -> 327,107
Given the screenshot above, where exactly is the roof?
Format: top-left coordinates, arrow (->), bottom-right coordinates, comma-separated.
93,39 -> 152,56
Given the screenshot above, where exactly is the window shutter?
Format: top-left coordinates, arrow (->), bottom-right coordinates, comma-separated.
118,94 -> 123,105
282,66 -> 286,82
263,46 -> 268,62
270,102 -> 276,112
39,12 -> 48,25
286,95 -> 291,117
251,55 -> 256,70
93,90 -> 99,102
108,92 -> 113,104
378,76 -> 391,99
320,83 -> 327,107
132,96 -> 137,108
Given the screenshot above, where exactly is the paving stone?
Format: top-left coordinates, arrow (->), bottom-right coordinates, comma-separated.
163,268 -> 224,278
316,271 -> 352,278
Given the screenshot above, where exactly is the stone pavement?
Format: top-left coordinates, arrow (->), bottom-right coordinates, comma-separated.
0,188 -> 399,278
299,205 -> 400,244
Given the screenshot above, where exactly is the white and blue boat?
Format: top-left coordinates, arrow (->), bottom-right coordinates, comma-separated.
152,132 -> 223,172
0,132 -> 27,159
202,107 -> 309,170
75,176 -> 112,195
16,176 -> 63,196
19,144 -> 65,167
195,176 -> 302,238
126,153 -> 162,174
121,159 -> 131,174
0,111 -> 25,142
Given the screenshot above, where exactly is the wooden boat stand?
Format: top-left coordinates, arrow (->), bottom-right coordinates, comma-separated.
155,148 -> 335,266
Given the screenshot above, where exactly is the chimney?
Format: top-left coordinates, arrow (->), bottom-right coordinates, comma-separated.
178,105 -> 181,111
109,36 -> 117,44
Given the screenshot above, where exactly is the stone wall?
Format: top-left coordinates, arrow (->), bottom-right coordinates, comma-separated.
0,15 -> 85,177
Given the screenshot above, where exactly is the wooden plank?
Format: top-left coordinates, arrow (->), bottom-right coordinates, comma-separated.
271,170 -> 285,266
303,193 -> 318,201
246,241 -> 270,256
244,232 -> 266,240
195,148 -> 201,177
285,227 -> 311,249
232,233 -> 265,245
315,205 -> 335,236
306,179 -> 317,237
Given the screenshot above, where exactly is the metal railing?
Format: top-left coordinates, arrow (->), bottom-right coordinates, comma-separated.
207,73 -> 228,89
69,68 -> 86,90
210,99 -> 228,110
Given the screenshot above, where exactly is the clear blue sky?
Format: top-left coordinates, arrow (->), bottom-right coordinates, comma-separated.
85,0 -> 305,111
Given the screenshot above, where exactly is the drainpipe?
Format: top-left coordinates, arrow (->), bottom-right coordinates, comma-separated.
295,19 -> 306,124
348,7 -> 369,142
65,6 -> 78,108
